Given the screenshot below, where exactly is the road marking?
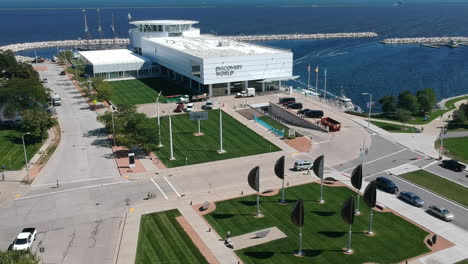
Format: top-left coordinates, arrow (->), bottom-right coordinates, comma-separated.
150,178 -> 168,199
32,176 -> 119,187
421,160 -> 439,170
15,194 -> 22,198
394,176 -> 468,210
16,180 -> 130,201
163,177 -> 181,198
313,140 -> 330,145
129,208 -> 135,212
363,158 -> 428,179
340,149 -> 407,172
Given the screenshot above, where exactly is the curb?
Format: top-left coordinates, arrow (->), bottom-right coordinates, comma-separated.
395,175 -> 468,210
112,208 -> 128,264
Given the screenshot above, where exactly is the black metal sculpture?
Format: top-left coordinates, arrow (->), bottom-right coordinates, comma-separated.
341,196 -> 355,253
363,181 -> 377,235
247,166 -> 261,216
291,199 -> 304,256
312,155 -> 325,203
351,164 -> 363,215
274,156 -> 286,203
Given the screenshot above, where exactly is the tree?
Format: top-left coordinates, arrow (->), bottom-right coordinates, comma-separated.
0,50 -> 39,80
0,250 -> 40,264
94,81 -> 113,102
21,108 -> 56,137
416,88 -> 437,114
396,109 -> 412,123
397,90 -> 419,115
378,95 -> 397,115
0,78 -> 48,118
452,103 -> 468,124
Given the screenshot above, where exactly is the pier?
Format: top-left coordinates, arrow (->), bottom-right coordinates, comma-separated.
0,32 -> 378,52
382,37 -> 468,44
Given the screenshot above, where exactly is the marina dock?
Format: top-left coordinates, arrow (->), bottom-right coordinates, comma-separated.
382,37 -> 468,44
0,32 -> 378,52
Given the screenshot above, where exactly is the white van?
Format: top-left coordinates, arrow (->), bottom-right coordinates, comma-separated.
294,160 -> 312,171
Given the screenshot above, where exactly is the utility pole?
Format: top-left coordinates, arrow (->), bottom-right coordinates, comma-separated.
22,133 -> 31,183
315,66 -> 319,93
156,92 -> 163,147
362,93 -> 373,128
169,113 -> 175,160
307,64 -> 311,90
110,104 -> 116,146
218,98 -> 225,153
323,68 -> 327,100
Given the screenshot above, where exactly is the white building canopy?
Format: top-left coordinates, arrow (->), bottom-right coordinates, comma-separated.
257,76 -> 300,83
79,49 -> 152,74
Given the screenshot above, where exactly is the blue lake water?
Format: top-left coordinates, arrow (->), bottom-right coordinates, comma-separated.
3,4 -> 468,108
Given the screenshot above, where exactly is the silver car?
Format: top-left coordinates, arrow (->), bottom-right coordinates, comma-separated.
398,191 -> 424,207
428,205 -> 454,222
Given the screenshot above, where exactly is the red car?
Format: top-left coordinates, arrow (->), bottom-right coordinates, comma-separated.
174,104 -> 184,113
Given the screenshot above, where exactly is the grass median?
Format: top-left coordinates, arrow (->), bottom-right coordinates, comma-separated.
107,78 -> 189,105
370,121 -> 417,133
0,129 -> 43,171
204,184 -> 429,264
135,209 -> 208,264
399,170 -> 468,207
154,110 -> 281,168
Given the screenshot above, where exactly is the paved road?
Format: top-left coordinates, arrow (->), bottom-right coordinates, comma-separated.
34,63 -> 119,185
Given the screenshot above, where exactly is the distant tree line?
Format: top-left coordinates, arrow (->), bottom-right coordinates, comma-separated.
378,88 -> 437,123
0,50 -> 55,138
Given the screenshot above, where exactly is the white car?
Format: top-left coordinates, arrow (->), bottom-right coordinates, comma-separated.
428,205 -> 454,222
13,228 -> 37,250
294,160 -> 312,171
185,103 -> 194,112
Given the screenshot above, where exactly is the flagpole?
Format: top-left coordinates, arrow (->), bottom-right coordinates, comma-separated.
315,66 -> 319,93
324,68 -> 327,101
307,64 -> 311,90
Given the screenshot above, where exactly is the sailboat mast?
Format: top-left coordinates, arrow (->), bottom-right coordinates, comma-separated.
97,9 -> 104,46
83,9 -> 91,48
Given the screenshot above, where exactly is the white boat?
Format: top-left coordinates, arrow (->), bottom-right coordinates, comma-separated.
335,93 -> 361,112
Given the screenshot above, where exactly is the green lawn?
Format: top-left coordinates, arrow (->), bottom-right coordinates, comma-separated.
443,137 -> 468,164
347,110 -> 446,125
154,110 -> 281,168
400,170 -> 468,207
135,209 -> 208,264
204,184 -> 429,264
370,121 -> 418,133
0,129 -> 43,171
445,95 -> 468,110
107,78 -> 189,105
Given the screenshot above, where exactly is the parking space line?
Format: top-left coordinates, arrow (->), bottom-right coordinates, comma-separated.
313,140 -> 330,145
163,177 -> 181,198
150,178 -> 168,199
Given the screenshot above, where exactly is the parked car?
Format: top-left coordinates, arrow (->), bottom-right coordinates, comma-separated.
12,228 -> 37,251
298,108 -> 311,115
59,71 -> 66,75
185,103 -> 195,112
279,97 -> 295,105
202,100 -> 213,110
287,103 -> 303,110
398,191 -> 424,207
441,159 -> 466,172
375,177 -> 399,194
305,110 -> 324,118
294,160 -> 312,171
174,103 -> 184,113
42,78 -> 48,83
427,205 -> 454,221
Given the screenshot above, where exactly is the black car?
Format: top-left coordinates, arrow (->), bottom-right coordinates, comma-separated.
279,97 -> 295,105
59,71 -> 66,75
441,159 -> 466,172
305,110 -> 324,118
287,103 -> 303,110
375,177 -> 399,194
298,108 -> 311,115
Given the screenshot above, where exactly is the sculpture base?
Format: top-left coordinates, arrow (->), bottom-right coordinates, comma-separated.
193,132 -> 205,136
254,213 -> 264,218
279,200 -> 289,205
342,248 -> 354,255
293,252 -> 305,257
318,199 -> 325,204
217,149 -> 227,154
365,230 -> 376,237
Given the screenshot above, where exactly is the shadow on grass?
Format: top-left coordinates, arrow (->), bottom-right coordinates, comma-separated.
238,200 -> 263,206
311,211 -> 336,217
211,213 -> 253,219
318,231 -> 346,238
244,251 -> 275,259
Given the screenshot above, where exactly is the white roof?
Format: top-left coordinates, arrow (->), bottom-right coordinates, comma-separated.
79,49 -> 150,66
147,36 -> 290,59
130,20 -> 198,26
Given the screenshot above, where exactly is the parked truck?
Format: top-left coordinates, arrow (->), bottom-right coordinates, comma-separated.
12,228 -> 37,251
235,88 -> 255,98
321,117 -> 341,132
179,93 -> 209,103
52,94 -> 62,106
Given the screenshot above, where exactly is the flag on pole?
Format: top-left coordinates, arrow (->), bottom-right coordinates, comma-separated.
324,68 -> 327,77
315,66 -> 319,73
128,13 -> 132,20
307,64 -> 310,72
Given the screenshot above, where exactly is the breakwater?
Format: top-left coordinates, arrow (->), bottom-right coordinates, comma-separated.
0,32 -> 378,52
224,32 -> 378,41
382,37 -> 468,44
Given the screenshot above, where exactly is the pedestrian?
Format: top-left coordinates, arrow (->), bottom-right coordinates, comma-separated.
307,167 -> 311,175
421,127 -> 424,133
1,173 -> 4,181
226,231 -> 231,240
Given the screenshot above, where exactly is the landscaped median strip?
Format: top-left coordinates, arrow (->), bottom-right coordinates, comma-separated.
398,170 -> 468,208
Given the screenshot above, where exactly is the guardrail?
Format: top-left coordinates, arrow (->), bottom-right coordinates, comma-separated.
254,114 -> 284,138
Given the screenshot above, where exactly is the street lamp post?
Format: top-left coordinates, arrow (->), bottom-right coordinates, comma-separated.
439,120 -> 447,159
218,98 -> 225,154
362,93 -> 373,128
110,104 -> 116,147
22,133 -> 31,183
156,92 -> 163,148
